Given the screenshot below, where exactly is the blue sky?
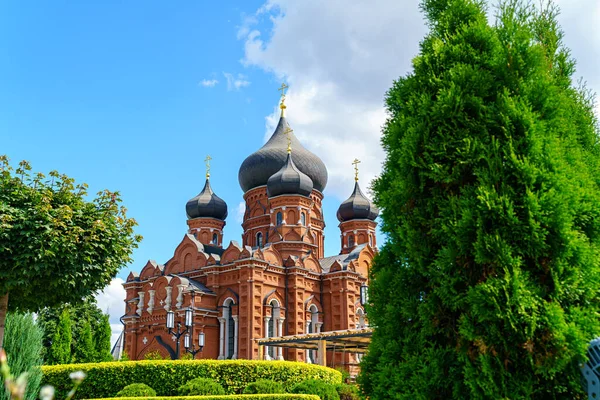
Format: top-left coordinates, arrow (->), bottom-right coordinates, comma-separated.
0,0 -> 386,283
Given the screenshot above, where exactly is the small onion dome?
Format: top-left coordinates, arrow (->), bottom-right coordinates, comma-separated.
186,179 -> 228,220
238,116 -> 328,193
337,182 -> 379,222
267,152 -> 314,197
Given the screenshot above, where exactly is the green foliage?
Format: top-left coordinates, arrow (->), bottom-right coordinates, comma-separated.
115,383 -> 157,397
359,0 -> 600,399
335,384 -> 361,400
47,309 -> 72,365
290,379 -> 340,400
41,359 -> 342,399
72,319 -> 95,364
94,313 -> 114,362
88,395 -> 320,400
143,351 -> 166,361
0,313 -> 44,400
243,380 -> 285,394
0,156 -> 141,343
119,351 -> 129,362
178,377 -> 226,396
38,295 -> 115,364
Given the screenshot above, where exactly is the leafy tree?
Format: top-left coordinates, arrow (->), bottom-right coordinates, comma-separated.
47,309 -> 72,365
72,319 -> 95,364
0,313 -> 44,400
359,0 -> 600,399
0,157 -> 140,346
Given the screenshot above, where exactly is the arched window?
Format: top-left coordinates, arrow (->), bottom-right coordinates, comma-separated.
356,308 -> 366,329
348,235 -> 355,248
267,300 -> 280,359
307,305 -> 319,363
300,212 -> 306,226
212,233 -> 218,245
221,298 -> 237,360
256,232 -> 263,248
276,212 -> 283,226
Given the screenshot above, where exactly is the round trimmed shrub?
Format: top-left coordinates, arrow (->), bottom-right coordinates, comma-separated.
291,379 -> 340,400
178,377 -> 226,396
243,379 -> 286,394
336,383 -> 361,400
115,383 -> 156,397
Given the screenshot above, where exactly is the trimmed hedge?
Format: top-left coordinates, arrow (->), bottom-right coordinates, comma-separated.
243,380 -> 285,394
178,378 -> 226,395
89,396 -> 320,400
115,383 -> 157,397
42,360 -> 342,399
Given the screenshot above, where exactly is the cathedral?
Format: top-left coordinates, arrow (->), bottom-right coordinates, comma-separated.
121,88 -> 378,371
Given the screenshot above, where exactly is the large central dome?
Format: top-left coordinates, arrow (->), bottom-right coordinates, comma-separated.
238,116 -> 328,193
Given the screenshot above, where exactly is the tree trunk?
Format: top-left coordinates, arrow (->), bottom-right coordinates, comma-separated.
0,292 -> 8,349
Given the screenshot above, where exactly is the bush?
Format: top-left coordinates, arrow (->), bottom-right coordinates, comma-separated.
243,379 -> 286,394
335,384 -> 361,400
178,377 -> 225,396
88,396 -> 320,400
41,359 -> 341,399
115,383 -> 157,397
291,379 -> 340,400
143,351 -> 165,360
1,313 -> 44,400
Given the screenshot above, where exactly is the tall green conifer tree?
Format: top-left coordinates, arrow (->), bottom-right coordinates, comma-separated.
72,319 -> 94,363
93,314 -> 113,362
359,0 -> 600,398
47,309 -> 72,365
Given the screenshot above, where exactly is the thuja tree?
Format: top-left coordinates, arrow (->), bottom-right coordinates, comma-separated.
0,157 -> 141,347
359,0 -> 600,398
38,297 -> 114,363
0,313 -> 44,400
47,309 -> 72,365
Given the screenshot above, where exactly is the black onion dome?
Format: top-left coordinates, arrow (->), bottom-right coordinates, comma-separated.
186,179 -> 228,220
337,182 -> 379,222
267,152 -> 314,197
238,116 -> 328,193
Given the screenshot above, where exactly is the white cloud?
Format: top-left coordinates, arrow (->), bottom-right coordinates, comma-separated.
223,72 -> 251,91
199,79 -> 219,87
236,201 -> 246,223
239,0 -> 600,199
95,278 -> 126,346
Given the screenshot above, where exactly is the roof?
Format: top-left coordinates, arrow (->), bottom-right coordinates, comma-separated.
256,327 -> 373,353
186,179 -> 228,221
337,181 -> 379,222
319,244 -> 368,273
238,116 -> 328,193
171,274 -> 215,294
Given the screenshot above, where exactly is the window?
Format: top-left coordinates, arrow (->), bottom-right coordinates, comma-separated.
276,212 -> 283,226
307,305 -> 319,363
267,300 -> 280,360
221,298 -> 237,360
348,235 -> 355,248
226,303 -> 235,359
300,212 -> 306,226
212,233 -> 218,245
256,232 -> 263,248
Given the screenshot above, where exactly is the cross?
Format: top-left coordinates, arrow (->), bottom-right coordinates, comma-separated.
278,83 -> 289,116
278,82 -> 288,97
352,158 -> 361,182
205,155 -> 212,179
142,336 -> 148,345
283,127 -> 293,154
159,299 -> 164,306
171,335 -> 177,342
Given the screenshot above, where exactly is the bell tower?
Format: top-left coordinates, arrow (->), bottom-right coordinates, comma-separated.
185,156 -> 228,247
337,159 -> 378,254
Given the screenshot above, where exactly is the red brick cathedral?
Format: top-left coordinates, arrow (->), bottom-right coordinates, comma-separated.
122,93 -> 378,370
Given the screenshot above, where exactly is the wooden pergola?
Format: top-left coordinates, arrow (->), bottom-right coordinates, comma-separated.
256,327 -> 373,366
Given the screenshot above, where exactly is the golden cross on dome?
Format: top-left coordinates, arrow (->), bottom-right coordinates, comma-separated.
278,83 -> 289,117
284,127 -> 293,154
205,155 -> 212,179
352,158 -> 361,182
